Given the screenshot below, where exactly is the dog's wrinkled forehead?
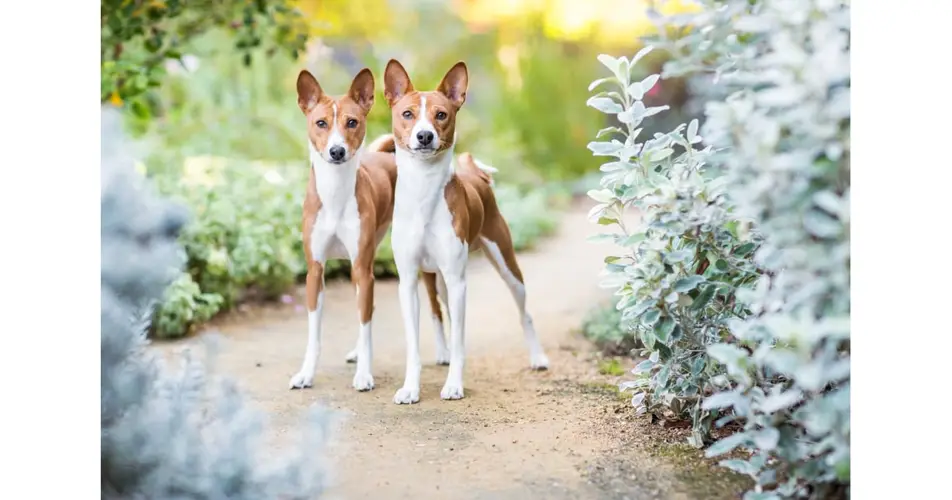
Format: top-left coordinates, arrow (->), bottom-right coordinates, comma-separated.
393,92 -> 456,120
305,96 -> 366,135
297,68 -> 375,162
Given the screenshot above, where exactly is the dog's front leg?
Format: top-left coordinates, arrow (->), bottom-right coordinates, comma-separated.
290,259 -> 326,389
393,240 -> 423,404
440,264 -> 467,401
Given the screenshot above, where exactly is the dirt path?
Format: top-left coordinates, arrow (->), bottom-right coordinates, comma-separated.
157,203 -> 746,500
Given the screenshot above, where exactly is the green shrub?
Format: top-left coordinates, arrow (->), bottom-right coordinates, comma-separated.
490,20 -> 607,181
102,0 -> 307,119
125,30 -> 363,156
152,273 -> 224,338
587,1 -> 850,498
494,184 -> 561,251
586,46 -> 761,443
682,3 -> 851,498
580,299 -> 642,356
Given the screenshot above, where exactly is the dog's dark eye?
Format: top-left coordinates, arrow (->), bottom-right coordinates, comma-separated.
316,119 -> 328,128
346,118 -> 358,128
435,111 -> 447,120
402,110 -> 414,120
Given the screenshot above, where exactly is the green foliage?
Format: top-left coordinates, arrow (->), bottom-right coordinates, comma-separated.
588,1 -> 850,498
490,21 -> 606,181
126,31 -> 366,155
101,107 -> 328,498
684,2 -> 851,498
152,272 -> 223,338
586,46 -> 761,445
320,0 -> 624,181
494,184 -> 561,251
101,0 -> 307,118
598,358 -> 625,377
580,299 -> 641,356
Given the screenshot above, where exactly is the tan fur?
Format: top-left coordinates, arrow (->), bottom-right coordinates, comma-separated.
352,151 -> 397,323
422,272 -> 443,322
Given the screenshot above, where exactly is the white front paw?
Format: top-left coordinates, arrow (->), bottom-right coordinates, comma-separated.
352,371 -> 375,392
530,353 -> 550,371
289,370 -> 314,389
344,349 -> 358,363
393,386 -> 420,404
440,382 -> 465,400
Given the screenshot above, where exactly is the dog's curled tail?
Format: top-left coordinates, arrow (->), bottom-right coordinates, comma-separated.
458,152 -> 497,187
367,133 -> 396,153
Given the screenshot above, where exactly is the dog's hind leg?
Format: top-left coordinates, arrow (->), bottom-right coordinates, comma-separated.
479,221 -> 550,371
345,274 -> 360,364
423,272 -> 451,365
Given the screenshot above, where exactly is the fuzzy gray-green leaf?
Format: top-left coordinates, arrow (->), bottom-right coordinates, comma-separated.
673,275 -> 705,292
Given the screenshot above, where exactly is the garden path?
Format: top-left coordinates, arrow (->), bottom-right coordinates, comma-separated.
157,202 -> 745,500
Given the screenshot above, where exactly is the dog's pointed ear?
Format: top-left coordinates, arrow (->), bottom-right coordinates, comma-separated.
297,70 -> 324,114
384,59 -> 414,108
437,61 -> 468,109
348,68 -> 375,113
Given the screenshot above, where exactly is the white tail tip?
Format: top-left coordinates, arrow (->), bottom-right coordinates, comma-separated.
472,157 -> 497,186
472,157 -> 498,174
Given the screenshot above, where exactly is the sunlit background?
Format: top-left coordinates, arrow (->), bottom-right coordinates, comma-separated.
136,0 -> 700,183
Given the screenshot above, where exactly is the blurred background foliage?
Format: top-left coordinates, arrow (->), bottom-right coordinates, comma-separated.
103,0 -> 701,338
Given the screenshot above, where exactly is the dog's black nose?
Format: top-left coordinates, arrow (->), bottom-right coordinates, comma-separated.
329,145 -> 346,162
416,130 -> 434,147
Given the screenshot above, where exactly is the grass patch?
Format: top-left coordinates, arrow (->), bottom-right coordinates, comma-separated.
598,358 -> 625,376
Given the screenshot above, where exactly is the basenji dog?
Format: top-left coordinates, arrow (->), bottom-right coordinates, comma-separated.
380,59 -> 550,405
289,67 -> 398,392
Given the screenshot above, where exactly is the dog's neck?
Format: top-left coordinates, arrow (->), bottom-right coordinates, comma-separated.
308,139 -> 362,211
394,145 -> 455,212
395,146 -> 454,186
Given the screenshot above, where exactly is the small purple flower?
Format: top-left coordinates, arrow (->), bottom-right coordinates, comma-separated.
281,294 -> 294,304
294,305 -> 305,313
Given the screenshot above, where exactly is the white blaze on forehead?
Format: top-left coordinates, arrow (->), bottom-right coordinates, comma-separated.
326,102 -> 346,154
410,96 -> 438,148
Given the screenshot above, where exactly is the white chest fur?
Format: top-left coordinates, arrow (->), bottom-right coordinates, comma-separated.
308,142 -> 363,263
391,147 -> 468,273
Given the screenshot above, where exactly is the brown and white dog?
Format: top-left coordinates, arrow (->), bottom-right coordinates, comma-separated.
381,59 -> 550,404
289,68 -> 398,392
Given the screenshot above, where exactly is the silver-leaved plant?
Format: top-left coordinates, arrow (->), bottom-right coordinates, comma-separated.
588,0 -> 850,498
101,107 -> 332,499
586,46 -> 761,447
